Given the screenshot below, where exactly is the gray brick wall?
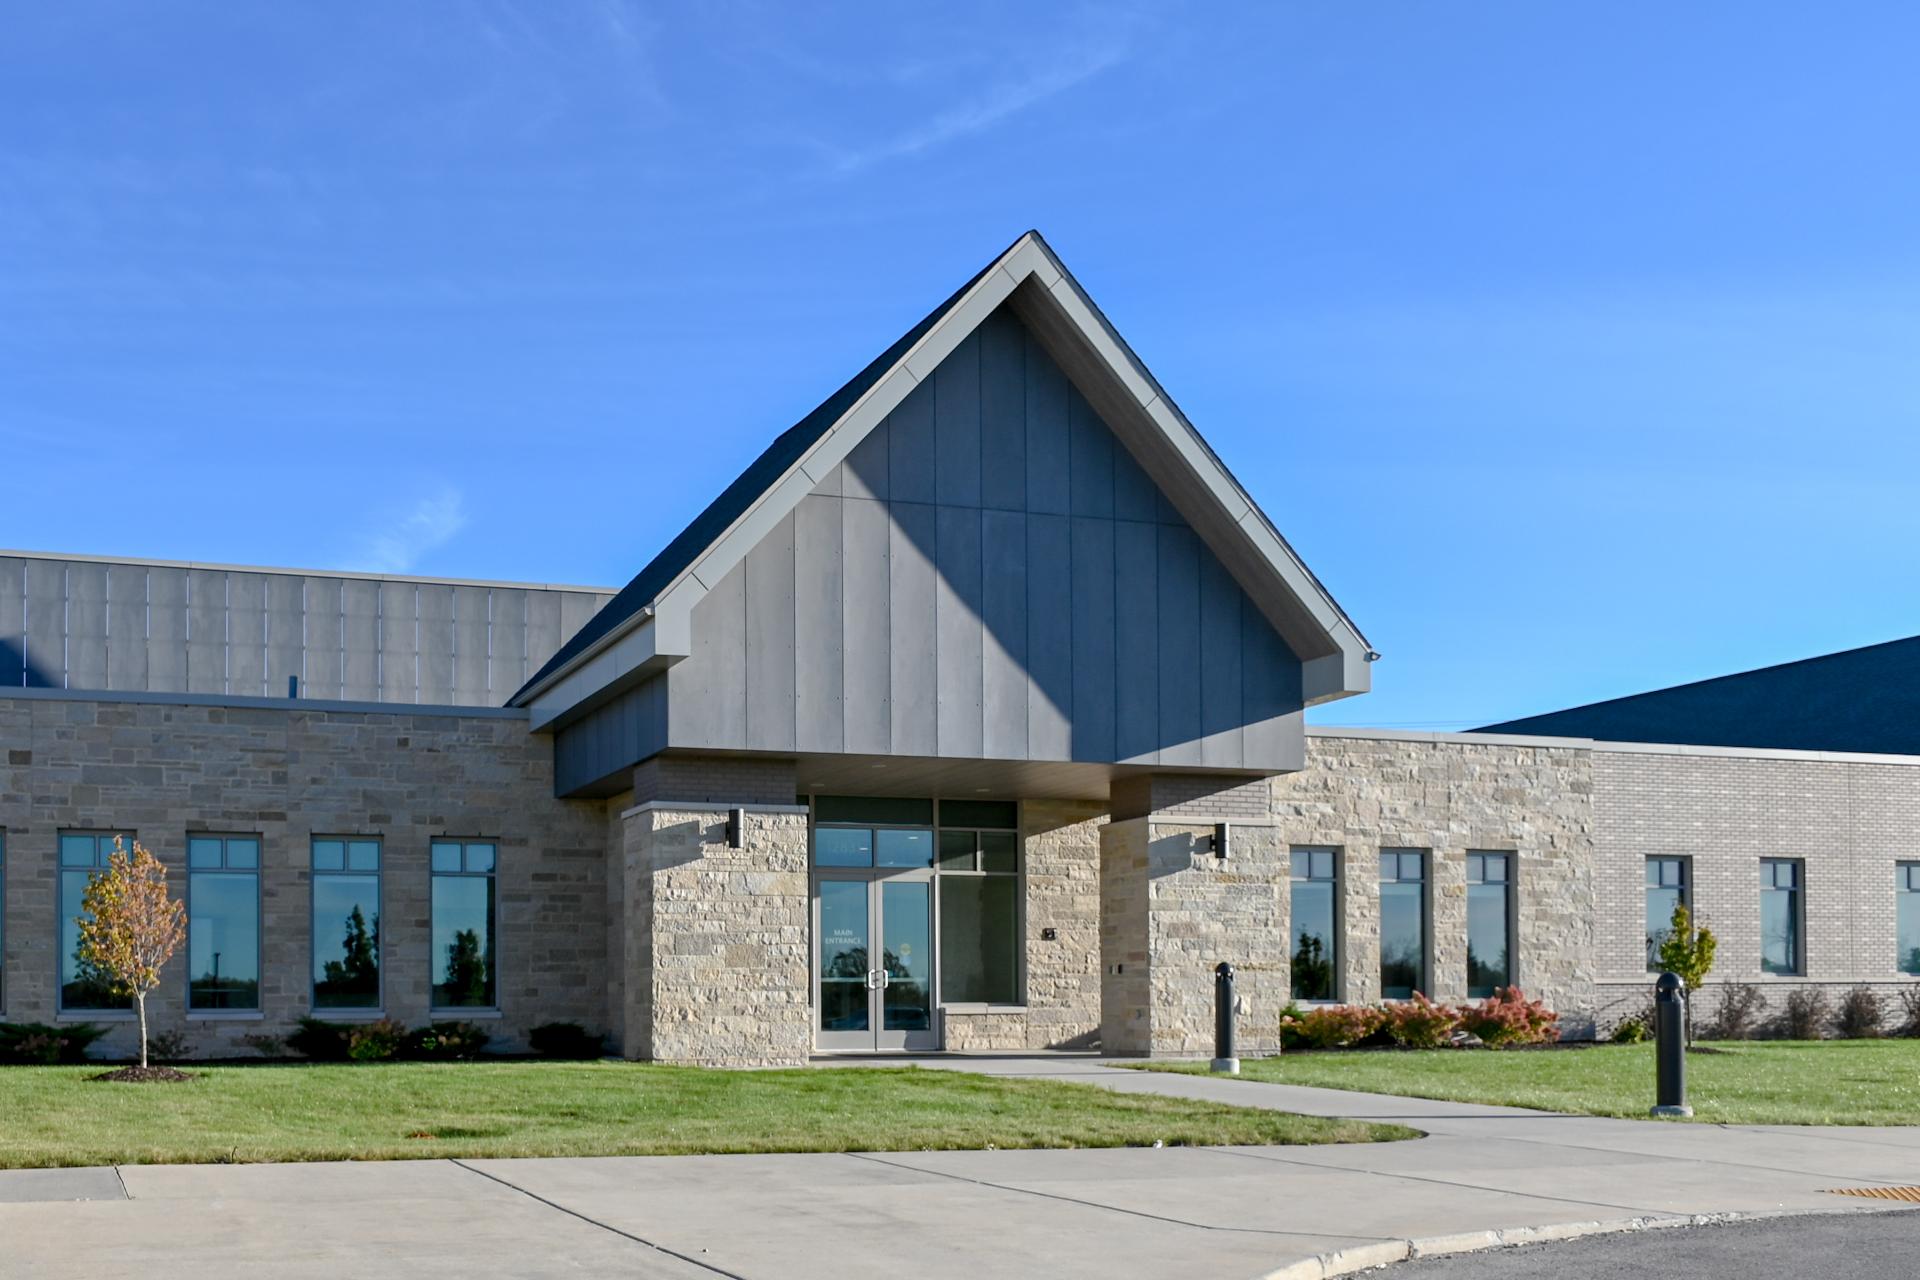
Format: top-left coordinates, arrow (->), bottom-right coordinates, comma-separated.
631,755 -> 797,806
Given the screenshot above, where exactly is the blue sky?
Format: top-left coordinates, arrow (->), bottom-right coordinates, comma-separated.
5,3 -> 1918,728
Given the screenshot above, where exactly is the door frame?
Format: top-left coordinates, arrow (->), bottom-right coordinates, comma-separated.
810,864 -> 940,1052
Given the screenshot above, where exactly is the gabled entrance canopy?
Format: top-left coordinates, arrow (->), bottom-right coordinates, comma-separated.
511,231 -> 1373,761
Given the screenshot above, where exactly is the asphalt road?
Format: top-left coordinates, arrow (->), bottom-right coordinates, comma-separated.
1388,1210 -> 1920,1278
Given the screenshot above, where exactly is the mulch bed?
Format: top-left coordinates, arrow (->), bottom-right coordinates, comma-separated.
90,1065 -> 194,1083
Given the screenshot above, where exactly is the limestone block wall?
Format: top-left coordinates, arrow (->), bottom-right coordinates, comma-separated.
1274,733 -> 1599,1035
0,692 -> 608,1058
621,802 -> 811,1066
1592,747 -> 1920,1031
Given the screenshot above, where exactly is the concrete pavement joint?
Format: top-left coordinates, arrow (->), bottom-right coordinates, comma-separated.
447,1159 -> 750,1280
842,1151 -> 1391,1243
110,1165 -> 131,1201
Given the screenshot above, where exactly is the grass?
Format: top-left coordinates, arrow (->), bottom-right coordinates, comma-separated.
1127,1039 -> 1920,1125
0,1061 -> 1412,1169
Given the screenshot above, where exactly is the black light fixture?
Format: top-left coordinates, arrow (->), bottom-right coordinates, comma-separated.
725,807 -> 744,849
1204,821 -> 1230,860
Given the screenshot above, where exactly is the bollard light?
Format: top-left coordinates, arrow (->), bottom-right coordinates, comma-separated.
1211,961 -> 1239,1074
1650,971 -> 1692,1117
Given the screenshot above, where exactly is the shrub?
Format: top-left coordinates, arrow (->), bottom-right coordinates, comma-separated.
346,1019 -> 407,1062
1287,1003 -> 1388,1050
1457,987 -> 1558,1047
147,1029 -> 193,1063
1384,993 -> 1459,1049
529,1021 -> 606,1059
239,1032 -> 286,1058
407,1021 -> 492,1060
1609,1014 -> 1651,1044
287,1017 -> 353,1062
1777,987 -> 1830,1041
1701,982 -> 1765,1041
1833,986 -> 1883,1040
0,1021 -> 108,1065
1899,987 -> 1920,1039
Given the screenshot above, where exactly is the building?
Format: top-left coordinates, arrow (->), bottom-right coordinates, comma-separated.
1,232 -> 1915,1064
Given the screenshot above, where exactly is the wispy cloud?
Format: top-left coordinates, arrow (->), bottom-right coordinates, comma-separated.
360,488 -> 467,573
825,36 -> 1133,175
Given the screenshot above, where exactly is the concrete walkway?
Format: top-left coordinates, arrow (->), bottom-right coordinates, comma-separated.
1,1058 -> 1912,1280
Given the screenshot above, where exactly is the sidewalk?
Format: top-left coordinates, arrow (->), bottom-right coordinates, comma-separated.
0,1059 -> 1911,1280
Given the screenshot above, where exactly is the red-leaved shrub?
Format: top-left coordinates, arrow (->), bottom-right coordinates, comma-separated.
1457,987 -> 1558,1047
1285,1003 -> 1388,1049
1384,993 -> 1460,1048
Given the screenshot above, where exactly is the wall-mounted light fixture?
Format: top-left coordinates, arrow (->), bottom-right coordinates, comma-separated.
1199,822 -> 1231,860
725,807 -> 744,849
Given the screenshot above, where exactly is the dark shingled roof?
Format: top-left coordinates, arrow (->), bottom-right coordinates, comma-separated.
1472,634 -> 1920,755
511,238 -> 1012,704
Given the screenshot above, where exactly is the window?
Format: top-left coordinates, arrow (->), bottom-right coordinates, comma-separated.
1761,859 -> 1802,976
188,836 -> 261,1011
936,820 -> 1020,1004
1466,852 -> 1512,998
59,832 -> 134,1012
313,838 -> 382,1009
1379,850 -> 1427,999
1900,864 -> 1920,977
431,840 -> 497,1009
1645,858 -> 1689,971
1290,848 -> 1338,1001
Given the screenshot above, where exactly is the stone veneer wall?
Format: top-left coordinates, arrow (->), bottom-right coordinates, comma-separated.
1592,747 -> 1920,1032
1102,733 -> 1600,1053
617,801 -> 811,1066
0,693 -> 608,1058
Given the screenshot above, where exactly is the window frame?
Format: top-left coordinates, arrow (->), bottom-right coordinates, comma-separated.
1644,856 -> 1692,973
185,833 -> 264,1016
1465,850 -> 1516,999
1900,862 -> 1920,978
1288,845 -> 1341,1004
429,836 -> 501,1014
1378,848 -> 1429,1000
310,835 -> 385,1015
805,797 -> 1026,1013
1760,857 -> 1805,977
56,830 -> 137,1017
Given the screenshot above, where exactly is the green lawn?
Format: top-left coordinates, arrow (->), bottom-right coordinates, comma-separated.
1128,1039 -> 1920,1125
0,1061 -> 1411,1169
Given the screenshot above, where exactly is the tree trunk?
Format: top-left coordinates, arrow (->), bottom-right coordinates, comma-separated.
136,992 -> 149,1070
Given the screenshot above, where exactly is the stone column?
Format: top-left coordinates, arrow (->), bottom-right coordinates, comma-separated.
615,756 -> 811,1066
1100,775 -> 1287,1056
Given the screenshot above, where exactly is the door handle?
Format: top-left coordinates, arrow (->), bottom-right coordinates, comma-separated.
866,969 -> 883,989
878,969 -> 891,989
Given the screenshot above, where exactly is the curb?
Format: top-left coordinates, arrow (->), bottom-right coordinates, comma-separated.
1254,1210 -> 1780,1279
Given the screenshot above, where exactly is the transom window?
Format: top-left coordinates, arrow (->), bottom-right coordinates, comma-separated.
187,835 -> 261,1011
1289,847 -> 1338,1002
431,840 -> 497,1010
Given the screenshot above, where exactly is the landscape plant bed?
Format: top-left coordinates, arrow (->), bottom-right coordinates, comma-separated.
1124,1038 -> 1920,1125
90,1065 -> 193,1084
0,1061 -> 1414,1169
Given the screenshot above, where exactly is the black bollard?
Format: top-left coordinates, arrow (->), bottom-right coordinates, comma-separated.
1211,961 -> 1239,1074
1651,971 -> 1692,1117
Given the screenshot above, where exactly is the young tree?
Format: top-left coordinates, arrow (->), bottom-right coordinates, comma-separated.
77,838 -> 187,1070
1655,901 -> 1717,1046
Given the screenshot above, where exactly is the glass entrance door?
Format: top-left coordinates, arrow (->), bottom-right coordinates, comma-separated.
814,873 -> 936,1051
